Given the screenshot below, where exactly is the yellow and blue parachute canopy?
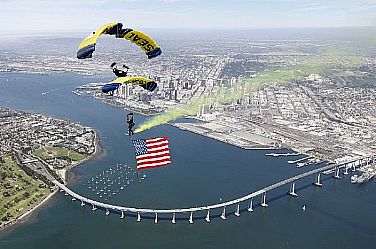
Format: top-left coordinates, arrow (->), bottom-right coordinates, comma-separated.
101,76 -> 158,93
77,22 -> 120,59
121,29 -> 162,59
77,23 -> 162,59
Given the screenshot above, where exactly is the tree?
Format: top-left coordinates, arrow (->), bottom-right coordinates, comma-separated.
0,171 -> 6,181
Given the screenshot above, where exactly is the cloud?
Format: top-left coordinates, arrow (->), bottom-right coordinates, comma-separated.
293,5 -> 334,13
0,0 -> 375,32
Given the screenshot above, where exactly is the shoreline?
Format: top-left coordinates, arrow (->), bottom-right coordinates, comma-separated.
85,94 -> 321,162
0,129 -> 103,233
171,122 -> 282,151
17,189 -> 58,221
97,97 -> 162,116
0,190 -> 57,232
64,129 -> 103,184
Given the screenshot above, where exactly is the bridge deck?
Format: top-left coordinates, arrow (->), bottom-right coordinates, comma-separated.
54,157 -> 370,214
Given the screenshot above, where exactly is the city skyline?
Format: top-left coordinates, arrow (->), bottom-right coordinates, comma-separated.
1,0 -> 376,33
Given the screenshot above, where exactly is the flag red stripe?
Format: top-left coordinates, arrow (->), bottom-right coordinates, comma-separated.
146,137 -> 168,144
147,145 -> 169,152
147,139 -> 168,144
136,157 -> 171,166
136,153 -> 171,161
146,141 -> 169,149
136,148 -> 169,158
137,161 -> 171,170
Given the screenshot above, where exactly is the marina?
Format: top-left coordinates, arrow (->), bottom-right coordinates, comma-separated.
84,163 -> 147,201
350,163 -> 376,183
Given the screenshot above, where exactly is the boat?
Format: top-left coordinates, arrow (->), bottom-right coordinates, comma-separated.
351,175 -> 358,183
351,172 -> 375,183
302,205 -> 306,211
297,162 -> 306,168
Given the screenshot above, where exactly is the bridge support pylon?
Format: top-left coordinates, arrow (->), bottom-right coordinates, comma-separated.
334,167 -> 341,179
172,213 -> 176,224
81,201 -> 85,207
261,193 -> 268,207
235,203 -> 240,217
91,204 -> 97,211
137,212 -> 141,222
154,213 -> 158,224
205,210 -> 210,223
247,198 -> 253,212
106,209 -> 110,216
120,211 -> 124,219
189,212 -> 193,224
221,206 -> 227,220
344,167 -> 349,175
314,173 -> 323,186
289,182 -> 298,197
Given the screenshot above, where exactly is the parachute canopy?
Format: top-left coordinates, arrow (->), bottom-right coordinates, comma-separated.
77,22 -> 162,59
101,76 -> 158,93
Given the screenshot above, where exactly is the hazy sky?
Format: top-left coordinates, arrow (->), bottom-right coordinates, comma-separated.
1,0 -> 375,33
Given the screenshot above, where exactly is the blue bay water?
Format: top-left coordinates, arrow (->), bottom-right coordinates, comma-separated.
0,73 -> 375,249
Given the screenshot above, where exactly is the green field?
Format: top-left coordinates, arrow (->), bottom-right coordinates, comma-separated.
0,155 -> 50,226
32,146 -> 86,161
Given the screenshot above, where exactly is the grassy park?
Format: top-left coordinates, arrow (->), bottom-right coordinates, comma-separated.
33,146 -> 86,162
0,155 -> 50,227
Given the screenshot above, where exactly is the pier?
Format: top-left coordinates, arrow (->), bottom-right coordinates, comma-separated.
265,153 -> 301,157
288,156 -> 312,164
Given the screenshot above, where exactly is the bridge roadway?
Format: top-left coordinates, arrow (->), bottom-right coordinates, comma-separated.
55,156 -> 373,216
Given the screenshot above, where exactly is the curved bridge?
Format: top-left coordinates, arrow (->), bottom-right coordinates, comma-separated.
55,156 -> 373,223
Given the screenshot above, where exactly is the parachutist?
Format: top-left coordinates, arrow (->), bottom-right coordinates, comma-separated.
111,62 -> 129,77
127,113 -> 135,136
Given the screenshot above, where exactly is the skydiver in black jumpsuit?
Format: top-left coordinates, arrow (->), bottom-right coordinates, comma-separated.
126,113 -> 135,136
111,62 -> 129,77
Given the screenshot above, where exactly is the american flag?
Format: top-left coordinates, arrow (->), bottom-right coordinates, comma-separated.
132,137 -> 171,170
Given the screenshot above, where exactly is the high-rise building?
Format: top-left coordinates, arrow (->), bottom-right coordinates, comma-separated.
114,84 -> 132,99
